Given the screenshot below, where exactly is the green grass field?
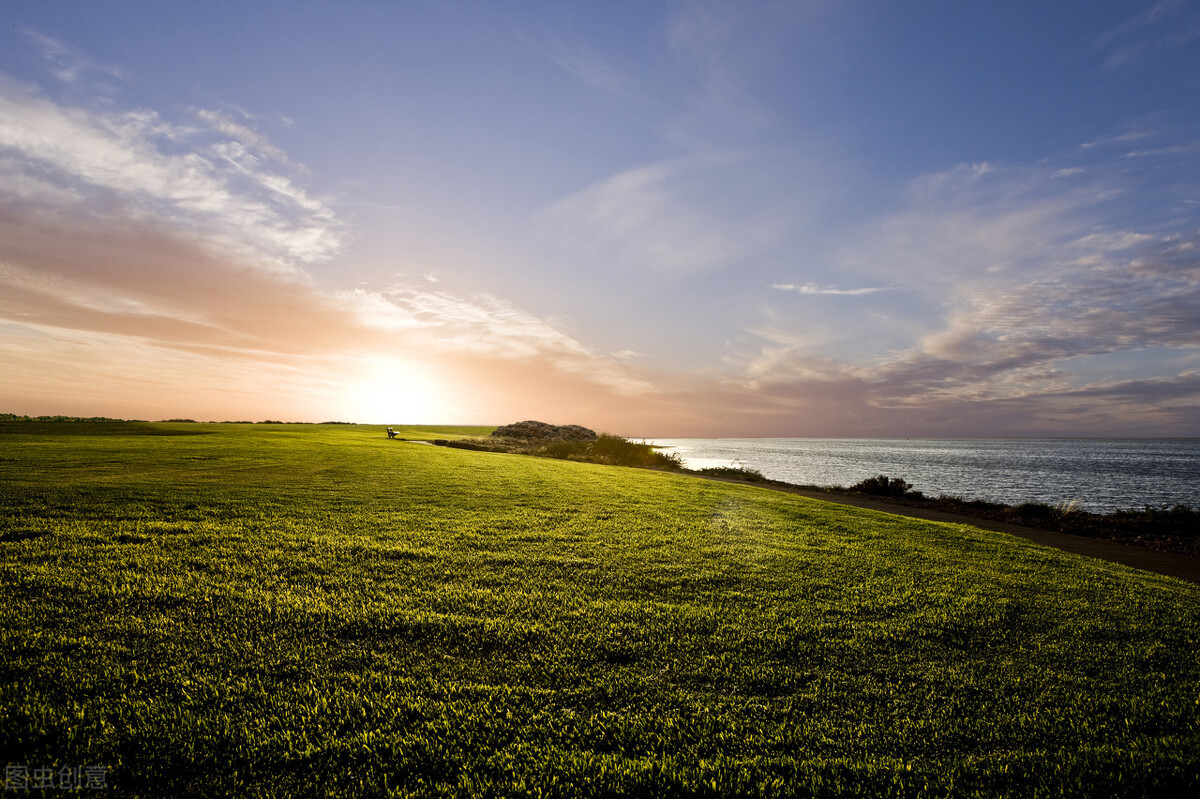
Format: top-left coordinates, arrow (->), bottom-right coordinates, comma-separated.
2,423 -> 1198,797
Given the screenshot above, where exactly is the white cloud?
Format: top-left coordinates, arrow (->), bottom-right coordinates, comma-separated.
1122,142 -> 1200,158
772,282 -> 890,296
194,108 -> 295,166
0,78 -> 341,268
362,286 -> 657,396
836,162 -> 1106,289
1080,131 -> 1150,149
1071,229 -> 1158,251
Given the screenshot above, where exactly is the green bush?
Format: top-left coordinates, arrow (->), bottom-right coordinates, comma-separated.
529,434 -> 682,470
851,474 -> 923,498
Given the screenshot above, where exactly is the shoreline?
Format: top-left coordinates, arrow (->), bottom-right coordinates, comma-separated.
649,437 -> 1200,516
413,431 -> 1200,585
691,473 -> 1200,586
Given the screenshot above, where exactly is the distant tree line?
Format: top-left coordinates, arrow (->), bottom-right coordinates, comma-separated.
1,414 -> 356,424
0,413 -> 144,422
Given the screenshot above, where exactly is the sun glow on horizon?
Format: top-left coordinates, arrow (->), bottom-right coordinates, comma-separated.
339,359 -> 449,425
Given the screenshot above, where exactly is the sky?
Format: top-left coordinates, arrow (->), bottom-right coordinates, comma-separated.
1,1 -> 1198,437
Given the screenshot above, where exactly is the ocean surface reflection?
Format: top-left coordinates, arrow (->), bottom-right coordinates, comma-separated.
647,438 -> 1200,513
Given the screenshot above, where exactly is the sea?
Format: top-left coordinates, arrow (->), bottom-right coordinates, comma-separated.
645,438 -> 1200,514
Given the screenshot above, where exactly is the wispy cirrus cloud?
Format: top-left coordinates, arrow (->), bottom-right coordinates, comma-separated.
20,29 -> 127,86
1096,0 -> 1200,69
523,31 -> 639,100
535,153 -> 808,275
537,159 -> 746,273
1080,130 -> 1152,150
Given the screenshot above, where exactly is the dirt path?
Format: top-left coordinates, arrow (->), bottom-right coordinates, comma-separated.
696,475 -> 1200,586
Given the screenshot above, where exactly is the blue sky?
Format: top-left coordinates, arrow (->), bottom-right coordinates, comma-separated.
1,1 -> 1198,435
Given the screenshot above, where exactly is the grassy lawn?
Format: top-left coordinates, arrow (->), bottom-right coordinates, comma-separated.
2,423 -> 1198,797
376,424 -> 497,441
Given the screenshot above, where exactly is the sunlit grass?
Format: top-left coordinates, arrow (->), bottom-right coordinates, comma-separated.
381,423 -> 496,441
2,423 -> 1198,796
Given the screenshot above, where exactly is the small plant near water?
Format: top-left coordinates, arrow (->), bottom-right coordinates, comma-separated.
1054,498 -> 1083,518
696,465 -> 768,482
1009,499 -> 1084,523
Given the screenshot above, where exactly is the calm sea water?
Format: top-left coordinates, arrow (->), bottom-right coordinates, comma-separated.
647,438 -> 1200,514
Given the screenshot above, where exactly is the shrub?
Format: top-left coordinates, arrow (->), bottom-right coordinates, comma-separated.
697,466 -> 768,482
527,439 -> 585,459
528,434 -> 681,470
1107,504 -> 1199,538
1014,502 -> 1056,521
851,474 -> 922,498
429,430 -> 682,472
491,421 -> 597,441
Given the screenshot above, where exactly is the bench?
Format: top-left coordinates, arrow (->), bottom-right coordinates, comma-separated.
386,427 -> 397,438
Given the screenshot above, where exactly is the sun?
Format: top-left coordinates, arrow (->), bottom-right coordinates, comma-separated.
340,360 -> 447,425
